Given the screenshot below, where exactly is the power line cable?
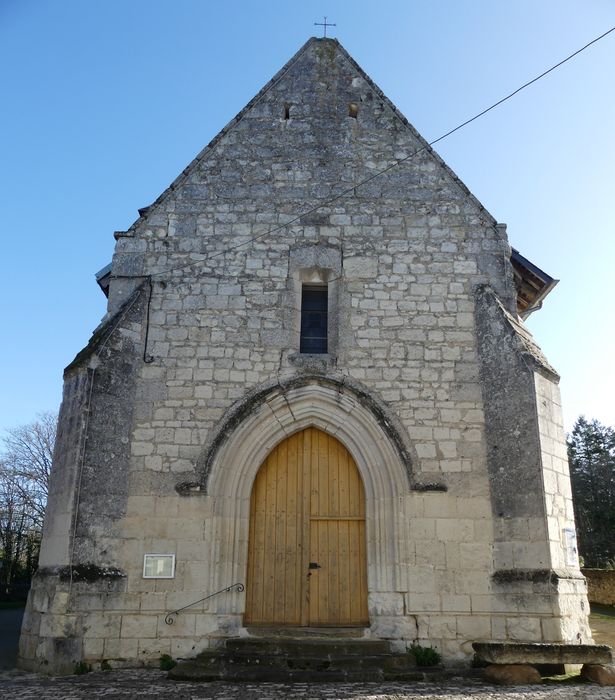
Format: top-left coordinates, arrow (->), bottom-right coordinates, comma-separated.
113,24 -> 615,282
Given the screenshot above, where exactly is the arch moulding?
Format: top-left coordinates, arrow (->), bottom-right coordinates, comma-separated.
203,375 -> 415,598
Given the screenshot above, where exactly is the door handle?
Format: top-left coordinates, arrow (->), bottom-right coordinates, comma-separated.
308,562 -> 321,569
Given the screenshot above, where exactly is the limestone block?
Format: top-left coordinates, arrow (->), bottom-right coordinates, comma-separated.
177,540 -> 208,560
506,616 -> 542,641
408,518 -> 435,539
215,614 -> 243,635
441,594 -> 471,612
120,614 -> 157,639
459,542 -> 493,570
131,442 -> 154,456
75,594 -> 105,611
370,614 -> 418,639
441,638 -> 472,663
37,635 -> 83,674
138,638 -> 172,659
166,591 -> 204,612
183,563 -> 211,590
453,570 -> 490,595
518,594 -> 555,615
104,593 -> 142,612
427,615 -> 457,639
491,616 -> 508,640
195,614 -> 219,636
416,541 -> 446,567
31,589 -> 49,613
49,591 -> 70,613
407,566 -> 436,594
368,592 -> 404,616
456,614 -> 491,639
484,664 -> 542,685
344,256 -> 377,278
104,637 -> 139,659
406,593 -> 440,613
140,593 -> 168,612
39,613 -> 78,638
159,613 -> 196,637
83,613 -> 121,638
558,613 -> 593,643
171,637 -> 206,658
18,633 -> 38,661
83,637 -> 105,659
20,608 -> 41,638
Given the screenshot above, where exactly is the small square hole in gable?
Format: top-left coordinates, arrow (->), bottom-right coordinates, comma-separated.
348,103 -> 358,118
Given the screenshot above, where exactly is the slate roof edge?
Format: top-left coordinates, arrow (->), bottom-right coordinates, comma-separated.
511,247 -> 559,317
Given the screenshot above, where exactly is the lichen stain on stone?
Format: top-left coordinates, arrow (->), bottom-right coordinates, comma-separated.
57,564 -> 125,583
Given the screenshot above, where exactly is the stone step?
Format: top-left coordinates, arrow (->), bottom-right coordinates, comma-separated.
246,626 -> 367,638
192,649 -> 416,671
224,636 -> 390,656
169,662 -> 431,683
170,664 -> 385,682
169,635 -> 431,682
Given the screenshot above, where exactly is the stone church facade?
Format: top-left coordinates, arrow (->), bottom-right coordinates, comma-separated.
20,38 -> 591,673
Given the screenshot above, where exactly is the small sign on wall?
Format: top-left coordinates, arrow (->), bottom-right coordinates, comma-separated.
563,528 -> 579,566
143,553 -> 176,579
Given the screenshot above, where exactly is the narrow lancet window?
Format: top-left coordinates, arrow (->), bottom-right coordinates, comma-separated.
300,285 -> 328,354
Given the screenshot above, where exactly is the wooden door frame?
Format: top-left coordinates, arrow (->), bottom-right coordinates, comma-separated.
244,427 -> 368,627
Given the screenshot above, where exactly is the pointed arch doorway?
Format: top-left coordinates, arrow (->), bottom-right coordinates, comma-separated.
244,427 -> 369,627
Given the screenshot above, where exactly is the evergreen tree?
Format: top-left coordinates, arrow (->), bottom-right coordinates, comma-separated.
567,416 -> 615,568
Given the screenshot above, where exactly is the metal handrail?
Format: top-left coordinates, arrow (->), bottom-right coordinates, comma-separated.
164,582 -> 244,625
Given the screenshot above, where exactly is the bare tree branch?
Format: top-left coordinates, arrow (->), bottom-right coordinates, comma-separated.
0,412 -> 56,593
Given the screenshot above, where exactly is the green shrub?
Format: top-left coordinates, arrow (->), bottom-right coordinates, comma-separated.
73,661 -> 92,675
159,653 -> 176,670
407,643 -> 441,667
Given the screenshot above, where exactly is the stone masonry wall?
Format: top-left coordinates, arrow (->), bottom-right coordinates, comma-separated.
583,569 -> 615,606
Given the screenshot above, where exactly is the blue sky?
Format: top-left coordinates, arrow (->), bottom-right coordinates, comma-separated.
0,0 -> 613,435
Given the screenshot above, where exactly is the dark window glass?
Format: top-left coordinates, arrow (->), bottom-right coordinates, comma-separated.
300,286 -> 328,354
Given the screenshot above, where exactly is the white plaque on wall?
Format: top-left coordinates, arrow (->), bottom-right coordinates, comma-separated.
562,528 -> 579,567
143,553 -> 176,578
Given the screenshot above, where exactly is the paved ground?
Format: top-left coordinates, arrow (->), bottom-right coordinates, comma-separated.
1,669 -> 614,700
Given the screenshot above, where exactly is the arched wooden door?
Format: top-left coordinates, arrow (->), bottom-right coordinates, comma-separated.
244,427 -> 368,627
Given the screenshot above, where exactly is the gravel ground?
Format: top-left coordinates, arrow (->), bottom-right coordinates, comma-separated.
1,669 -> 614,700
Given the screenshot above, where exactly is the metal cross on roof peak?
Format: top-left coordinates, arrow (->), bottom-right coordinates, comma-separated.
314,16 -> 336,38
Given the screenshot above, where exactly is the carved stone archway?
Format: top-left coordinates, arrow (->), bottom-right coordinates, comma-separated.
204,377 -> 413,610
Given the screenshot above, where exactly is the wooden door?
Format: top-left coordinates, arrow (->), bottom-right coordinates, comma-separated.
244,427 -> 368,627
